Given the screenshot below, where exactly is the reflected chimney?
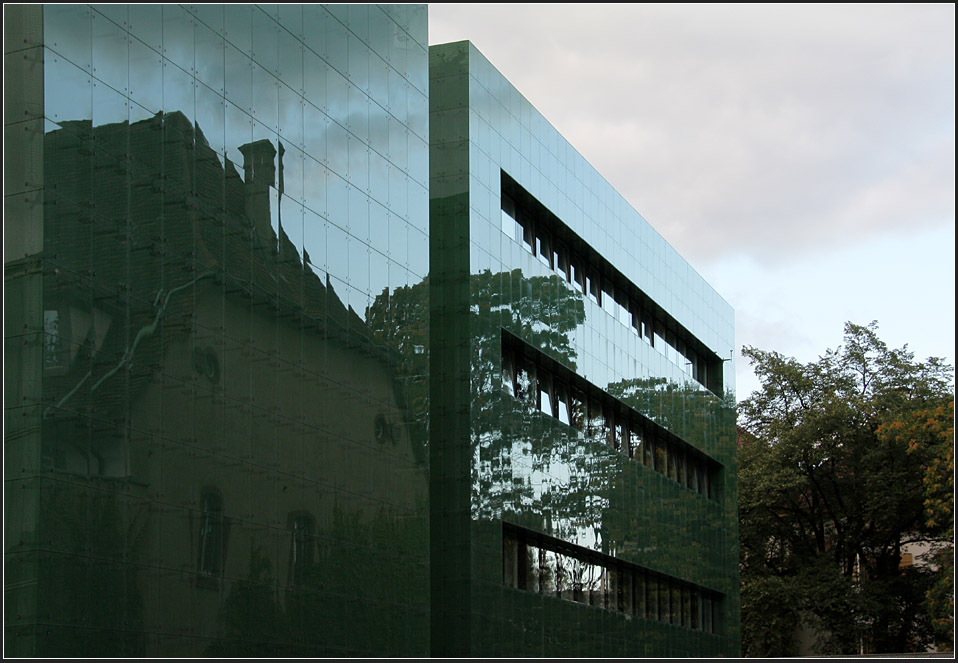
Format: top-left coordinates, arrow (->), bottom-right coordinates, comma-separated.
238,139 -> 277,247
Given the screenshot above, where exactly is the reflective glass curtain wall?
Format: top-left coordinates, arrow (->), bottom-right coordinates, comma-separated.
4,5 -> 430,657
5,7 -> 738,658
429,41 -> 739,657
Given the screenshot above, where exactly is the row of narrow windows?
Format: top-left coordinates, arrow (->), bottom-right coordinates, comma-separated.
502,335 -> 718,501
503,524 -> 720,633
500,173 -> 720,393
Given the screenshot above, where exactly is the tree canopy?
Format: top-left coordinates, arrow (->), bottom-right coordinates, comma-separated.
738,322 -> 954,656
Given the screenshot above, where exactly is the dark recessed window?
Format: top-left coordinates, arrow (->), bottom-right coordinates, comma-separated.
502,524 -> 722,633
555,381 -> 570,426
501,331 -> 721,500
501,349 -> 516,398
500,171 -> 723,394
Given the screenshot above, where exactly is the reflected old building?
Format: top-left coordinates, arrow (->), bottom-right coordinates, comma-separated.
5,5 -> 738,658
5,5 -> 429,657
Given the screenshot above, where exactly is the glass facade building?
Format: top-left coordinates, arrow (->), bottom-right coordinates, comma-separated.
5,5 -> 737,657
428,41 -> 739,657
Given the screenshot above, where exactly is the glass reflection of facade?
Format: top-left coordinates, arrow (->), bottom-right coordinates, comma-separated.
429,42 -> 739,657
5,6 -> 738,659
5,5 -> 429,657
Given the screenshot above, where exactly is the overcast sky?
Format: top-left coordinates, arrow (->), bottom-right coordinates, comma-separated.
429,3 -> 956,400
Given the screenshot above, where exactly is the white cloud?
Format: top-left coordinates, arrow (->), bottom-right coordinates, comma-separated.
430,3 -> 956,263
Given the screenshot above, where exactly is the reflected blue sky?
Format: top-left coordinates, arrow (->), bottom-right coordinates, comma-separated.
709,223 -> 956,399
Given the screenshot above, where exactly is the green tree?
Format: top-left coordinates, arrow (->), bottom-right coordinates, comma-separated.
738,322 -> 953,656
878,399 -> 955,651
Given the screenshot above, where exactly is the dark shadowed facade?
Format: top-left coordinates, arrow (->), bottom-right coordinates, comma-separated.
4,5 -> 737,657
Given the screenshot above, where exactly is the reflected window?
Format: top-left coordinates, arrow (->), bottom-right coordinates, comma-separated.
654,438 -> 666,475
588,562 -> 605,607
654,321 -> 665,352
617,297 -> 630,327
500,171 -> 723,393
629,303 -> 641,335
198,489 -> 225,577
289,513 -> 315,586
671,583 -> 680,625
504,530 -> 519,588
643,432 -> 653,467
605,566 -> 620,611
634,571 -> 645,617
571,558 -> 587,603
569,388 -> 586,429
602,405 -> 614,449
704,596 -> 714,633
643,310 -> 654,345
646,576 -> 658,621
501,348 -> 516,397
503,524 -> 717,628
374,413 -> 395,446
667,444 -> 679,482
516,358 -> 536,404
691,589 -> 700,630
517,536 -> 530,590
660,578 -> 671,624
571,257 -> 586,295
520,210 -> 534,254
526,542 -> 542,592
696,360 -> 708,387
540,549 -> 557,595
587,397 -> 604,445
502,331 -> 720,500
43,310 -> 67,372
555,381 -> 571,426
536,227 -> 552,268
554,551 -> 569,599
602,279 -> 616,316
587,270 -> 601,305
619,567 -> 632,614
538,371 -> 554,417
554,241 -> 570,281
618,418 -> 629,456
629,426 -> 643,461
501,193 -> 518,239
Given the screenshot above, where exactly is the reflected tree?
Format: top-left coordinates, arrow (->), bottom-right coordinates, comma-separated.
36,485 -> 146,657
207,504 -> 429,657
206,544 -> 290,657
369,268 -> 593,538
604,374 -> 736,577
366,277 -> 430,465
